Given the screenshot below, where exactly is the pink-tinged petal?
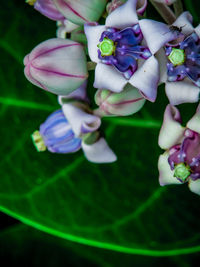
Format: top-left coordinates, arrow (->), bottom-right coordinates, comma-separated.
84,25 -> 106,63
187,104 -> 200,134
34,0 -> 65,21
52,0 -> 107,25
82,137 -> 117,163
106,0 -> 138,29
62,103 -> 101,137
58,80 -> 88,104
94,63 -> 127,93
139,19 -> 176,54
195,24 -> 200,38
24,38 -> 88,95
156,48 -> 167,84
153,0 -> 176,5
158,104 -> 185,150
158,152 -> 182,186
165,80 -> 200,105
173,12 -> 194,36
136,0 -> 147,15
129,56 -> 159,102
188,179 -> 200,196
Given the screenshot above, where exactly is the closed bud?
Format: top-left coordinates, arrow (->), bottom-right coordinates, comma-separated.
24,38 -> 88,95
34,0 -> 65,21
32,109 -> 82,153
94,84 -> 145,116
52,0 -> 107,25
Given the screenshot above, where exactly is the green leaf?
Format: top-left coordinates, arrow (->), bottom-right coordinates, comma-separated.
0,0 -> 200,258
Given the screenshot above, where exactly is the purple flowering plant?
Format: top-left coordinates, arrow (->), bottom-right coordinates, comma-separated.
23,0 -> 200,196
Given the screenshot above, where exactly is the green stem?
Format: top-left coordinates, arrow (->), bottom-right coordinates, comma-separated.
173,0 -> 184,17
149,0 -> 176,24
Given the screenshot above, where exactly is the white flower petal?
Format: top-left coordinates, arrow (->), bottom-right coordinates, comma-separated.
187,104 -> 200,134
165,80 -> 200,105
158,152 -> 182,186
188,179 -> 200,196
129,56 -> 159,102
158,104 -> 185,150
84,25 -> 106,63
195,24 -> 200,38
82,137 -> 117,163
173,11 -> 194,36
94,63 -> 127,92
106,0 -> 138,29
62,103 -> 101,137
156,48 -> 167,84
139,19 -> 176,54
136,0 -> 147,15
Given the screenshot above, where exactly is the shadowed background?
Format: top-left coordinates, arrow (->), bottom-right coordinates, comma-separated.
0,0 -> 200,266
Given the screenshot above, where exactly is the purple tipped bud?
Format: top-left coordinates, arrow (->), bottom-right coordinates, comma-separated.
52,0 -> 107,25
34,0 -> 65,21
24,38 -> 88,95
33,109 -> 82,153
94,84 -> 145,117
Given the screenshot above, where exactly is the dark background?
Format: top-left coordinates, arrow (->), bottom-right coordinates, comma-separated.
0,0 -> 200,266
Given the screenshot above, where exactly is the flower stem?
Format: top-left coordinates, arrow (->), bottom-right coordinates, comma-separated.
173,0 -> 184,17
149,0 -> 176,24
87,61 -> 97,71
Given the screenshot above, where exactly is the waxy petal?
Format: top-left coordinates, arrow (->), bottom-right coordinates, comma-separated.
82,137 -> 117,163
195,24 -> 200,38
187,104 -> 200,134
34,0 -> 65,21
158,104 -> 185,150
62,103 -> 101,137
24,38 -> 88,95
165,80 -> 200,105
53,0 -> 107,25
94,63 -> 127,93
139,19 -> 176,54
158,152 -> 182,186
106,0 -> 138,29
84,25 -> 106,63
188,179 -> 200,196
129,56 -> 159,102
173,12 -> 194,36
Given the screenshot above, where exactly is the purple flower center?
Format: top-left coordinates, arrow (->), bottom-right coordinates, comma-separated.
166,32 -> 200,86
97,25 -> 152,79
168,129 -> 200,183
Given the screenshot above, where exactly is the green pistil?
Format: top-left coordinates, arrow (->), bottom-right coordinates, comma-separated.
168,48 -> 185,66
97,38 -> 116,57
31,130 -> 46,152
174,163 -> 191,182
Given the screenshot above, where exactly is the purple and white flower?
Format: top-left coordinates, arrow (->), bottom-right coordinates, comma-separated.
158,104 -> 200,196
158,12 -> 200,105
84,0 -> 176,102
24,38 -> 88,95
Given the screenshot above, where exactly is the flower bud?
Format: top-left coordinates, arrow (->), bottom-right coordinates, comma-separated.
32,109 -> 82,153
52,0 -> 107,25
24,38 -> 88,95
94,84 -> 145,116
34,0 -> 65,21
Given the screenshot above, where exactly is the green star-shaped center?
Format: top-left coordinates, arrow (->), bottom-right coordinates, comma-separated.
168,48 -> 185,66
97,38 -> 115,57
174,162 -> 191,182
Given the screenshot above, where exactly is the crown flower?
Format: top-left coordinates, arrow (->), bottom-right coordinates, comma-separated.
158,104 -> 200,196
84,0 -> 177,102
158,12 -> 200,105
23,38 -> 88,95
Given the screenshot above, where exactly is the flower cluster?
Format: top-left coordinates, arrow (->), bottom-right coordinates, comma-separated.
24,0 -> 200,195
